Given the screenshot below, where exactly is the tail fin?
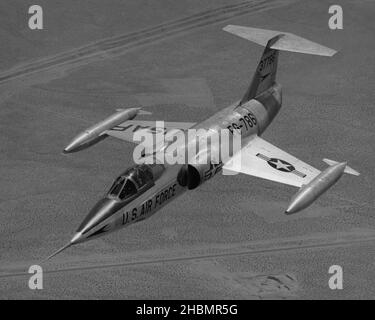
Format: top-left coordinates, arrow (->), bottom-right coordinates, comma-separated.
223,25 -> 337,105
323,158 -> 360,176
240,36 -> 280,103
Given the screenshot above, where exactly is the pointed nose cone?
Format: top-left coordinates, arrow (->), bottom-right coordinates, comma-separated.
76,198 -> 118,239
44,199 -> 118,261
70,232 -> 84,245
44,232 -> 85,261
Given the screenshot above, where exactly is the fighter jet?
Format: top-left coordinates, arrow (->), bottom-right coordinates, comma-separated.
46,26 -> 359,260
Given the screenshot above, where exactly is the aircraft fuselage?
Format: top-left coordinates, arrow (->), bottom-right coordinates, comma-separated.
72,83 -> 282,244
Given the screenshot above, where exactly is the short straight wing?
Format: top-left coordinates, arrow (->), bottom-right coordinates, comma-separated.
223,136 -> 321,187
105,120 -> 195,144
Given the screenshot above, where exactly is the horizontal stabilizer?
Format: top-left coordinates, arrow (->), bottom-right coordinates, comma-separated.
223,25 -> 337,56
116,108 -> 152,115
323,158 -> 360,176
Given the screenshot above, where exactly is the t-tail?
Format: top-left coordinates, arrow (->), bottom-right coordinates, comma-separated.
223,25 -> 337,105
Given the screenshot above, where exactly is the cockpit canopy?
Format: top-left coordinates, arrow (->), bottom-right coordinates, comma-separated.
107,164 -> 156,201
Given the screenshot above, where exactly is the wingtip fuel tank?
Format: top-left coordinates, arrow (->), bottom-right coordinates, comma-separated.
63,108 -> 140,153
285,161 -> 359,214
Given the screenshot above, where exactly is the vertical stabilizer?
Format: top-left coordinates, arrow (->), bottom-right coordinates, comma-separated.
223,25 -> 337,105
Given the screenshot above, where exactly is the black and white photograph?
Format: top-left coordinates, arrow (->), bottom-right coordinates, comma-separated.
0,0 -> 374,303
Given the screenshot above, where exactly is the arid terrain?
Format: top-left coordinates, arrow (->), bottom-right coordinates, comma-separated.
0,0 -> 374,299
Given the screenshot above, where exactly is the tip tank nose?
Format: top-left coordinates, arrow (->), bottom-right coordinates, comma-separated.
285,162 -> 347,214
64,132 -> 90,153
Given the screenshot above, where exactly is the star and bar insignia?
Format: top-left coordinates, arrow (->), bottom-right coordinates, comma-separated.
256,153 -> 306,178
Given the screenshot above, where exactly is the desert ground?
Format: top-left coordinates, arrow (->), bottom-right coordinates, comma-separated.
0,0 -> 374,299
